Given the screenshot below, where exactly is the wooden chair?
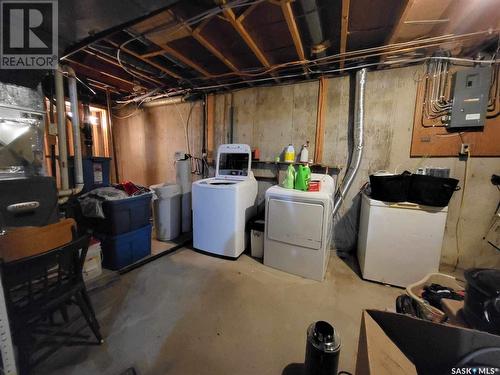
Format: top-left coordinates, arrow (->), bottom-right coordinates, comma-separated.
0,232 -> 103,374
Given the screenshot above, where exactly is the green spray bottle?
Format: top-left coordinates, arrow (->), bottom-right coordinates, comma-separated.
282,164 -> 296,189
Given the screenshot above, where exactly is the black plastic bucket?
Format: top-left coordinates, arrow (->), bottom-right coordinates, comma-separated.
369,173 -> 411,202
464,268 -> 500,335
408,175 -> 459,207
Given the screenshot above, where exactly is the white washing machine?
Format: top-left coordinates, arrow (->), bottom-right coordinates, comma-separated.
264,174 -> 335,281
192,144 -> 258,258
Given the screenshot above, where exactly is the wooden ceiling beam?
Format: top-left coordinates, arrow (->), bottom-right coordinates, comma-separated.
223,8 -> 271,68
192,30 -> 240,73
140,50 -> 164,59
386,0 -> 416,46
84,47 -> 163,85
134,9 -> 260,86
66,59 -> 146,90
378,0 -> 417,65
87,81 -> 122,95
159,43 -> 212,77
105,39 -> 182,80
237,2 -> 261,23
222,7 -> 279,82
162,9 -> 249,85
339,0 -> 350,69
279,0 -> 309,78
280,0 -> 305,61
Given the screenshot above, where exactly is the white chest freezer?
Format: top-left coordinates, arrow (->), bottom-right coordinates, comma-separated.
357,193 -> 448,287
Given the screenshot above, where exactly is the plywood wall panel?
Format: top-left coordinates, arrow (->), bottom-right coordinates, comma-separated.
113,101 -> 203,187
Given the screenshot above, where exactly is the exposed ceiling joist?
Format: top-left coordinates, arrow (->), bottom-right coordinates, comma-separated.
439,0 -> 500,36
105,39 -> 183,80
84,47 -> 163,86
223,8 -> 271,68
339,0 -> 350,69
165,9 -> 243,79
192,29 -> 240,73
87,80 -> 122,95
237,2 -> 261,23
222,7 -> 279,82
67,59 -> 143,92
280,0 -> 305,61
386,0 -> 416,46
140,50 -> 163,59
279,0 -> 309,77
159,43 -> 212,77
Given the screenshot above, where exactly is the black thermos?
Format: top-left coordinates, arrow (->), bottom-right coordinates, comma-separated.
304,321 -> 341,375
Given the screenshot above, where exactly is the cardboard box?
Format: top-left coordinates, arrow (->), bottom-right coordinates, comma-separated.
356,310 -> 500,375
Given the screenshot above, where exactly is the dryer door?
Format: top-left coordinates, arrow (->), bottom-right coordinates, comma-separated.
267,198 -> 324,250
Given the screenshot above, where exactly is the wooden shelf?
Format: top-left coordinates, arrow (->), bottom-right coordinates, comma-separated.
251,160 -> 341,174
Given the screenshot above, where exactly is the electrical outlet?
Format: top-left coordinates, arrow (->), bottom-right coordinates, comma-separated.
460,143 -> 470,155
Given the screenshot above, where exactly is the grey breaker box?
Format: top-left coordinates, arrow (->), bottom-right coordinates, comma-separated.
449,66 -> 492,129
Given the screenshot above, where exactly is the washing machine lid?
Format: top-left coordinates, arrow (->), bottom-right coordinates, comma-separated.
215,144 -> 252,181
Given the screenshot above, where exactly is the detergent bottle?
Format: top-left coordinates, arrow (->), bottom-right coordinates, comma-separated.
299,141 -> 309,163
295,164 -> 311,191
284,144 -> 295,163
282,164 -> 296,189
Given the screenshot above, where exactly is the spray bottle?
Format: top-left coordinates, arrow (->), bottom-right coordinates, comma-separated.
300,141 -> 310,163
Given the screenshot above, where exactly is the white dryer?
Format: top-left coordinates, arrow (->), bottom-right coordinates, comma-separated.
192,144 -> 258,258
264,174 -> 335,281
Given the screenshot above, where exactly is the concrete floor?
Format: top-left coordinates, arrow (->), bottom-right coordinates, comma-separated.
35,249 -> 401,375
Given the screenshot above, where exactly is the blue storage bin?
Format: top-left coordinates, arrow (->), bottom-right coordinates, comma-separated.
91,193 -> 152,235
69,156 -> 111,192
99,224 -> 152,270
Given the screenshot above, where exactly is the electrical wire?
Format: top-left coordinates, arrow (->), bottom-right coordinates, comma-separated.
113,19 -> 499,102
111,103 -> 142,119
454,147 -> 470,270
115,0 -> 266,82
173,101 -> 191,155
188,56 -> 500,92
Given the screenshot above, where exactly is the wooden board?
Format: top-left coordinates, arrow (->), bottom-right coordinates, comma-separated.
0,219 -> 75,262
410,65 -> 500,157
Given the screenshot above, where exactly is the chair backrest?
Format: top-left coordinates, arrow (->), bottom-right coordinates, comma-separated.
0,218 -> 76,262
1,234 -> 90,312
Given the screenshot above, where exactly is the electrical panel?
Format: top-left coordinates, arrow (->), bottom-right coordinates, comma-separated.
448,66 -> 492,129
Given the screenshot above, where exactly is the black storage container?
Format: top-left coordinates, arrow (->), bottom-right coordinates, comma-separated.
464,269 -> 500,335
369,173 -> 411,202
408,174 -> 459,207
89,193 -> 152,235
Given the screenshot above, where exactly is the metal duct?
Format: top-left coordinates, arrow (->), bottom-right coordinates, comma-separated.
66,66 -> 84,188
55,67 -> 69,191
298,0 -> 326,57
332,68 -> 367,217
143,96 -> 185,108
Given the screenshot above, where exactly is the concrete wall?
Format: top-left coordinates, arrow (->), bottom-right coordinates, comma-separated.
213,65 -> 500,270
113,101 -> 203,187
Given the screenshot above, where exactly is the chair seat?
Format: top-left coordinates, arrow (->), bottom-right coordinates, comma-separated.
9,280 -> 85,325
